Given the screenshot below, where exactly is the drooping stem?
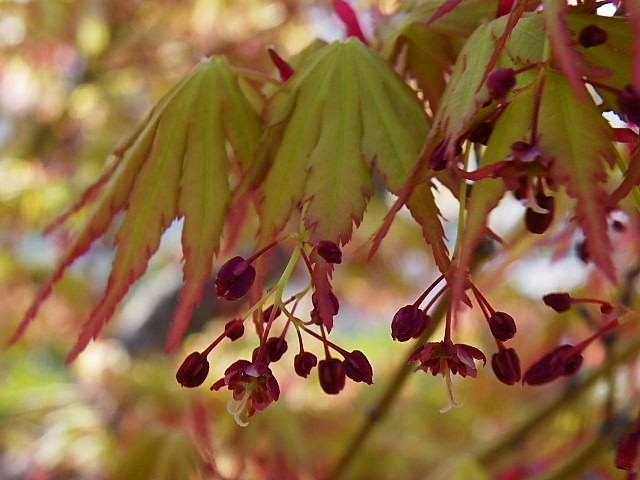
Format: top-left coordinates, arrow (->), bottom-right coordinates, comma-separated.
476,330 -> 640,468
324,294 -> 449,480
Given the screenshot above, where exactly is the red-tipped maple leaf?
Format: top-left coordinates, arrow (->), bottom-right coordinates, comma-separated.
256,39 -> 430,247
10,58 -> 263,360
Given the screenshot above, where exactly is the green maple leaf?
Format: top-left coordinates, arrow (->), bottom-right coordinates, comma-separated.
257,39 -> 431,246
11,58 -> 263,359
538,71 -> 617,280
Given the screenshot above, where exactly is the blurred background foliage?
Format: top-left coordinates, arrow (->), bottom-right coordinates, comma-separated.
2,0 -> 640,479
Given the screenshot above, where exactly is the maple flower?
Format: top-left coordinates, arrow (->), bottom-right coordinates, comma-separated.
224,319 -> 245,341
487,67 -> 517,100
211,360 -> 280,426
411,340 -> 486,412
411,340 -> 487,378
488,312 -> 517,342
578,25 -> 607,48
215,256 -> 256,300
543,292 -> 572,312
343,350 -> 373,384
318,358 -> 346,394
522,344 -> 583,385
176,351 -> 210,388
524,193 -> 555,234
294,351 -> 318,378
491,347 -> 521,385
263,337 -> 288,363
391,304 -> 428,342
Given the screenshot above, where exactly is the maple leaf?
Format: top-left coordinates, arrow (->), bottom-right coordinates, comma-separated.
10,58 -> 263,359
257,39 -> 430,246
538,71 -> 617,280
429,21 -> 497,150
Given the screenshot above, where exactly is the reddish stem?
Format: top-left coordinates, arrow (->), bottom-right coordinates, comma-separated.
413,274 -> 445,307
246,239 -> 281,264
574,318 -> 620,353
423,286 -> 447,314
202,321 -> 243,356
300,324 -> 349,357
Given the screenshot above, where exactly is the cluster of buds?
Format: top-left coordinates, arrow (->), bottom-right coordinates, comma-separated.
392,275 -> 515,410
389,268 -> 625,412
469,283 -> 521,386
175,237 -> 373,425
518,291 -> 620,385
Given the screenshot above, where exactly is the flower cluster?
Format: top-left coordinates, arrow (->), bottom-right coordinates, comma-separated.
175,237 -> 374,425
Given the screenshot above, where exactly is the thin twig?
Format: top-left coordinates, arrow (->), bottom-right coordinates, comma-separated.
476,332 -> 640,467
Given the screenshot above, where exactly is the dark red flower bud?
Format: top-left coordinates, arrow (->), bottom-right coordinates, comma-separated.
264,337 -> 288,363
487,68 -> 516,100
224,319 -> 245,341
176,352 -> 209,388
491,347 -> 521,385
430,140 -> 448,171
543,292 -> 572,312
318,358 -> 346,394
343,350 -> 373,384
317,240 -> 342,264
294,351 -> 318,378
262,305 -> 282,323
578,25 -> 607,48
469,122 -> 494,145
489,311 -> 517,341
525,193 -> 554,234
215,256 -> 256,300
267,46 -> 294,82
616,432 -> 640,471
391,305 -> 427,342
522,344 -> 582,385
562,349 -> 584,376
333,0 -> 369,45
600,303 -> 613,314
618,85 -> 640,126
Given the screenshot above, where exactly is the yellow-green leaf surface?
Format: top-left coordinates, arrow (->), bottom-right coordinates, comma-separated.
258,39 -> 430,245
12,58 -> 262,360
538,72 -> 617,280
429,21 -> 496,145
